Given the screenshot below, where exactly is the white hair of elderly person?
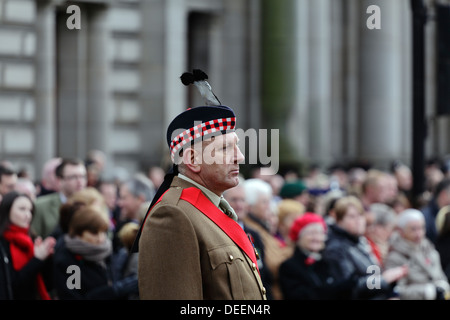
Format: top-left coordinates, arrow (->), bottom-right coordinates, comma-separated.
384,208 -> 450,300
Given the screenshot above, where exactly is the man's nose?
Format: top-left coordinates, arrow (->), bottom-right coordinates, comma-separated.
235,145 -> 245,164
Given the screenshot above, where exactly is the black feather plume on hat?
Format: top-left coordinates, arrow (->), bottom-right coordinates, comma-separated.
180,69 -> 221,106
180,69 -> 208,85
180,72 -> 195,85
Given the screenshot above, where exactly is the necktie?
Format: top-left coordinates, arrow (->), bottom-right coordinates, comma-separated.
219,197 -> 238,222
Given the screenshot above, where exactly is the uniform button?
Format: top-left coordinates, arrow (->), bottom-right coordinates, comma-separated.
229,255 -> 234,261
262,287 -> 266,294
252,263 -> 256,270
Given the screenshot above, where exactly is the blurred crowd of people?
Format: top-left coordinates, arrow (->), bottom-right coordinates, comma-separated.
0,151 -> 160,300
0,151 -> 450,300
228,157 -> 450,300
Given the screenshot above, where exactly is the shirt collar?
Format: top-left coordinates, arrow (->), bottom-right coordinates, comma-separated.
177,173 -> 221,207
59,192 -> 67,204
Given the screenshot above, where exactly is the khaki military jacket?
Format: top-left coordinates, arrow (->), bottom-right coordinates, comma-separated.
138,176 -> 266,300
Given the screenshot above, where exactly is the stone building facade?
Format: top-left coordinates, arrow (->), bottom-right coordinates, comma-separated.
0,0 -> 448,181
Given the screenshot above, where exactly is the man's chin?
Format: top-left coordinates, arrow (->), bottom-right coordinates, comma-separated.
228,177 -> 240,188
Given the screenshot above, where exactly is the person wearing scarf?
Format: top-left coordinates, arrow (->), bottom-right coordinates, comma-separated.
385,209 -> 449,300
0,191 -> 56,300
53,205 -> 138,299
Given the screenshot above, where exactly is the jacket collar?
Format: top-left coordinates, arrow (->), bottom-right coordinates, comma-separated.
176,174 -> 221,207
329,223 -> 360,244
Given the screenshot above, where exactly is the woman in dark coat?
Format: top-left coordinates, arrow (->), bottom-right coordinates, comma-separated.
279,213 -> 357,300
0,191 -> 56,300
323,196 -> 408,300
53,204 -> 137,300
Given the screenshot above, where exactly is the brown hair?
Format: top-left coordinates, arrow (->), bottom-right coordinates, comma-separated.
59,201 -> 86,234
55,158 -> 85,178
361,169 -> 384,194
59,187 -> 109,234
334,195 -> 364,222
69,206 -> 109,237
118,222 -> 139,250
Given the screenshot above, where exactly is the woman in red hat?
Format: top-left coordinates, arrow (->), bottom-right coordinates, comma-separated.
279,212 -> 357,299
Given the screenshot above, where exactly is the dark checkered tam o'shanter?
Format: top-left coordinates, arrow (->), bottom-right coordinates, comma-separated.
167,105 -> 236,162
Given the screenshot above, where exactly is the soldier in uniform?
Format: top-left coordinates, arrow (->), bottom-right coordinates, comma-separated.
133,70 -> 266,300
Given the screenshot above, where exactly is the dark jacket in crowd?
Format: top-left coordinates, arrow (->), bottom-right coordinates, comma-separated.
323,224 -> 396,300
421,199 -> 440,244
433,234 -> 450,281
279,246 -> 357,300
53,237 -> 137,300
0,237 -> 49,300
243,223 -> 274,300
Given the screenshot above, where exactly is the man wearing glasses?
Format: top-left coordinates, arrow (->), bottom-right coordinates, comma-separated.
31,158 -> 87,238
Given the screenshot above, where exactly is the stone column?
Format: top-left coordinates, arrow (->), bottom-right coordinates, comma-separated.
56,4 -> 89,158
86,4 -> 109,155
220,0 -> 247,123
164,0 -> 187,127
140,0 -> 164,167
288,0 -> 309,160
139,0 -> 187,168
261,0 -> 298,164
357,0 -> 404,168
342,0 -> 362,160
244,0 -> 261,131
34,0 -> 56,180
307,0 -> 332,167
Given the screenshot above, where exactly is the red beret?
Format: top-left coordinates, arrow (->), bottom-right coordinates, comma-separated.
289,212 -> 327,242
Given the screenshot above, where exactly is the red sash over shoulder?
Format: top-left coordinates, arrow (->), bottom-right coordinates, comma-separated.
180,187 -> 259,272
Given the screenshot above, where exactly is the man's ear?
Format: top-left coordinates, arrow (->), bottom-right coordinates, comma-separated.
182,147 -> 201,173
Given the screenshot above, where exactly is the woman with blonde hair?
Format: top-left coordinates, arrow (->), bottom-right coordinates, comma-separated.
276,199 -> 305,246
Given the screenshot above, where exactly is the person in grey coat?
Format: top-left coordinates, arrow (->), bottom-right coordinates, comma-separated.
385,208 -> 450,300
